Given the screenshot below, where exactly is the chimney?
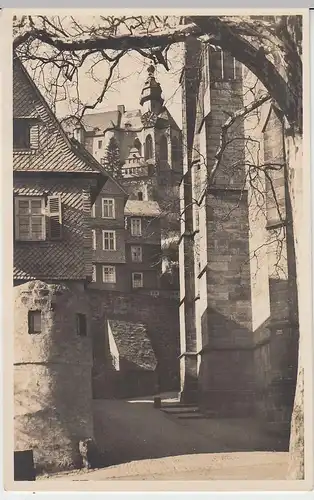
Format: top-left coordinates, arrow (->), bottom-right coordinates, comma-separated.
73,127 -> 84,144
117,105 -> 125,115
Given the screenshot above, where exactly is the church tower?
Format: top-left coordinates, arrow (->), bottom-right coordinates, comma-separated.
140,65 -> 164,117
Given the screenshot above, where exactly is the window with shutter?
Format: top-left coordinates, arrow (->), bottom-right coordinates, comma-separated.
14,196 -> 46,241
47,195 -> 62,240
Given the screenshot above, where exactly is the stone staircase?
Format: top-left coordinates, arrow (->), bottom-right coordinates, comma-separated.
159,401 -> 215,420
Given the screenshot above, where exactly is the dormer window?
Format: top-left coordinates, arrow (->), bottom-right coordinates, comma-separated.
13,119 -> 39,150
13,119 -> 30,149
125,121 -> 132,132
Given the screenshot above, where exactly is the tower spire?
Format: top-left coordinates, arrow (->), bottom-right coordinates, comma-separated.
140,65 -> 164,115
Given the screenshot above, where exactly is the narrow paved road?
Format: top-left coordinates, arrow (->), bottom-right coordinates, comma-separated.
92,395 -> 286,468
42,452 -> 289,481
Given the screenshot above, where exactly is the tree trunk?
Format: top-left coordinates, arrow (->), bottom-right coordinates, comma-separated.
285,132 -> 305,479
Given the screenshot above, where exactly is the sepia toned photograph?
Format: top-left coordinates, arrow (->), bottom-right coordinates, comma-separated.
4,9 -> 312,490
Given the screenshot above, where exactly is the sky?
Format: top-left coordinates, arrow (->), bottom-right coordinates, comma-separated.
55,44 -> 184,129
19,15 -> 185,128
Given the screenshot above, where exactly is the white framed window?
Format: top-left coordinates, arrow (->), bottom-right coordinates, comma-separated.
131,218 -> 142,236
132,272 -> 143,288
131,245 -> 142,262
102,198 -> 115,219
102,230 -> 116,251
91,203 -> 96,218
92,229 -> 96,250
14,197 -> 46,241
92,264 -> 96,282
98,140 -> 102,149
102,265 -> 116,283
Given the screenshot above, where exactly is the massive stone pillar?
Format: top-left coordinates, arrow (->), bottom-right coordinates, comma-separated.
14,280 -> 94,473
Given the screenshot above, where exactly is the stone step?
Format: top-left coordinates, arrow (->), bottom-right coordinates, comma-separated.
161,407 -> 199,415
177,414 -> 212,420
161,403 -> 197,409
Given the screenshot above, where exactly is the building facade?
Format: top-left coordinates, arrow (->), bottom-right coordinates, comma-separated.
13,56 -> 108,472
62,65 -> 183,296
89,176 -> 129,291
125,200 -> 162,292
179,38 -> 298,436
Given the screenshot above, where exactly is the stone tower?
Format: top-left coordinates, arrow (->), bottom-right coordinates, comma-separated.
14,281 -> 94,473
140,64 -> 164,116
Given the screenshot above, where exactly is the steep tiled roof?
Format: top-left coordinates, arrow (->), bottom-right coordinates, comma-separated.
81,111 -> 120,133
108,319 -> 157,371
120,109 -> 143,130
124,200 -> 161,217
157,108 -> 180,131
13,57 -> 107,176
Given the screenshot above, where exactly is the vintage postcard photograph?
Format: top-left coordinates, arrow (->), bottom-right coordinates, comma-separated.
2,8 -> 313,492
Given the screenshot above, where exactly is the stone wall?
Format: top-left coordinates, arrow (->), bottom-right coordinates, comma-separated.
242,69 -> 299,435
14,280 -> 94,473
88,289 -> 180,398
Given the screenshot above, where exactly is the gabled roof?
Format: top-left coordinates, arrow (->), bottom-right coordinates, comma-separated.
13,57 -> 107,176
120,109 -> 143,130
124,200 -> 161,217
82,106 -> 181,135
108,319 -> 157,371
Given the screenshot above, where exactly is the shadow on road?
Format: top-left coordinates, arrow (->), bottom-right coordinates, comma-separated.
93,394 -> 288,468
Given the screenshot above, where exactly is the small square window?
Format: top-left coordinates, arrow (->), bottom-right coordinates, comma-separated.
28,310 -> 41,334
131,245 -> 142,262
102,266 -> 116,283
76,313 -> 87,337
132,272 -> 143,288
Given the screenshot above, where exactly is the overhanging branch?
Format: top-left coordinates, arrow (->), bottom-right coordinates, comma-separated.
13,22 -> 202,52
199,92 -> 271,202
